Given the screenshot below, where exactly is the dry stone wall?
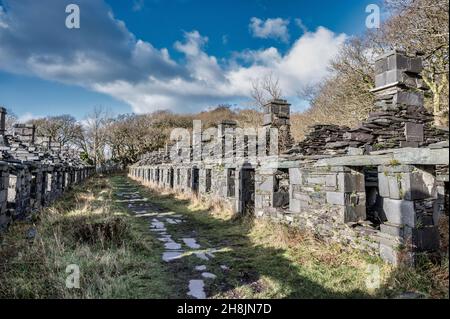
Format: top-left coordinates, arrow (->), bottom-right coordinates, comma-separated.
130,50 -> 449,265
0,114 -> 95,233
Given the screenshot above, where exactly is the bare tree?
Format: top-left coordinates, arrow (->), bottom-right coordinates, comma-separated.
251,72 -> 283,108
4,108 -> 17,135
370,0 -> 449,125
292,37 -> 376,140
81,106 -> 110,168
29,115 -> 83,147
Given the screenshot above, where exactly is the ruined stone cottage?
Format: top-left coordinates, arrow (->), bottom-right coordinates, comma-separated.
0,111 -> 95,232
130,50 -> 449,265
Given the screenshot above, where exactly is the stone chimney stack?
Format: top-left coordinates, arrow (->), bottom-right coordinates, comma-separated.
218,119 -> 237,161
372,49 -> 426,109
263,99 -> 293,154
13,123 -> 36,145
0,107 -> 6,136
371,50 -> 428,147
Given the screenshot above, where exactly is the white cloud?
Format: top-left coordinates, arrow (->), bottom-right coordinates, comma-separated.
18,112 -> 42,123
295,18 -> 308,34
94,27 -> 346,113
0,0 -> 347,115
249,17 -> 290,43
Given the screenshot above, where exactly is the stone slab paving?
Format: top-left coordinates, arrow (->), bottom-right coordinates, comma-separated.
114,180 -> 229,299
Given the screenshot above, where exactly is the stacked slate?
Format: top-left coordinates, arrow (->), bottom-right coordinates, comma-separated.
343,103 -> 447,151
288,103 -> 448,156
135,149 -> 171,166
287,124 -> 351,156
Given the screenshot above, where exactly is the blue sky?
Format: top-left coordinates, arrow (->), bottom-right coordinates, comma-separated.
0,0 -> 383,121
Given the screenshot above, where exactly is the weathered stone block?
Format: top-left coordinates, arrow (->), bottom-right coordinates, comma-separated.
327,191 -> 366,206
343,205 -> 366,222
307,176 -> 326,185
375,58 -> 387,75
258,176 -> 273,192
405,122 -> 424,142
400,141 -> 419,148
325,174 -> 337,187
382,198 -> 416,227
408,57 -> 423,73
386,69 -> 402,85
413,226 -> 440,251
380,222 -> 404,238
378,172 -> 390,197
337,173 -> 365,192
379,243 -> 399,265
375,73 -> 386,88
394,91 -> 424,107
290,198 -> 301,213
289,168 -> 301,184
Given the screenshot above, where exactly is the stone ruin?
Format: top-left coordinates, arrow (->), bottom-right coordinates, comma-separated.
0,111 -> 95,232
129,50 -> 449,265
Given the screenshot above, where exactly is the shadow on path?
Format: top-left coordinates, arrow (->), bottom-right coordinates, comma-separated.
112,175 -> 374,299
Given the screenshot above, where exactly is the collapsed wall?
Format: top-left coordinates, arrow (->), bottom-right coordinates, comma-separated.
129,50 -> 449,265
0,114 -> 95,232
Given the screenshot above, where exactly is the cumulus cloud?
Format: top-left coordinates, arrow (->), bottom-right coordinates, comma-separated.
249,17 -> 290,43
0,0 -> 347,114
18,112 -> 42,123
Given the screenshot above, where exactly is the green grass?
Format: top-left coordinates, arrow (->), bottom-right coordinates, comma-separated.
0,175 -> 178,298
1,174 -> 448,299
125,176 -> 449,299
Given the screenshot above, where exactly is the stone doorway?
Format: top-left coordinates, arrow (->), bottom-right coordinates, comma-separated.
241,168 -> 255,214
192,168 -> 199,194
169,168 -> 174,188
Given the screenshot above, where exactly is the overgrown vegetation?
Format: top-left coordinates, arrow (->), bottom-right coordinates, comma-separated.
1,175 -> 448,298
0,176 -> 178,298
131,176 -> 450,299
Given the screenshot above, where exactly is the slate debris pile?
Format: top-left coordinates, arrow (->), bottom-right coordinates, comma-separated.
136,149 -> 171,166
288,124 -> 351,156
288,103 -> 449,157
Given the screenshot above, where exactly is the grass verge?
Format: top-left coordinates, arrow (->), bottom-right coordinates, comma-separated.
130,176 -> 449,299
0,175 -> 177,299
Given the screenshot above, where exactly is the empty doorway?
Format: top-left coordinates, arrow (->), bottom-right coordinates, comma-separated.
240,168 -> 255,214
